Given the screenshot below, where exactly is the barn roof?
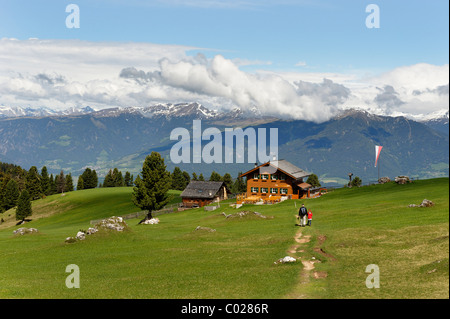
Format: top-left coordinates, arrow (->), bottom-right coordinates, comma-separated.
180,181 -> 225,199
240,159 -> 310,180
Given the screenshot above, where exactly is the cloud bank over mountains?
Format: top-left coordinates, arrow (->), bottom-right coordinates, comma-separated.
0,38 -> 448,122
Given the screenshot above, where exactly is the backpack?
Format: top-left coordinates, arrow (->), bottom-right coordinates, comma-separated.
299,207 -> 307,216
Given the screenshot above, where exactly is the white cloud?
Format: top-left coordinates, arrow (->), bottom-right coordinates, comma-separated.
0,38 -> 447,122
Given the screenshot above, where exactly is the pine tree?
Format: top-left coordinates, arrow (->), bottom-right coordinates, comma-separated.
233,172 -> 247,194
124,171 -> 131,187
80,168 -> 98,189
182,171 -> 190,189
92,170 -> 98,189
65,173 -> 74,192
3,179 -> 20,211
132,152 -> 171,221
209,171 -> 222,182
171,167 -> 185,190
113,168 -> 124,187
222,173 -> 233,191
77,176 -> 84,190
16,190 -> 32,222
40,166 -> 51,195
103,169 -> 114,187
26,166 -> 42,200
306,174 -> 321,188
57,170 -> 65,193
192,172 -> 198,181
198,173 -> 205,181
49,174 -> 57,195
0,176 -> 11,212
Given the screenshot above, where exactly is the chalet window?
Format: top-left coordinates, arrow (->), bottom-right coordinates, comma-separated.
280,188 -> 288,194
253,173 -> 259,179
251,187 -> 259,193
279,173 -> 285,180
271,174 -> 278,180
261,187 -> 268,194
261,174 -> 269,180
270,188 -> 278,194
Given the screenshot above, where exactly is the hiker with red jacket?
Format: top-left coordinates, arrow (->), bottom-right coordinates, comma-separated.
307,210 -> 313,226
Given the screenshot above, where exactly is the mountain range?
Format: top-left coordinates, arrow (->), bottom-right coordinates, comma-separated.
0,103 -> 448,186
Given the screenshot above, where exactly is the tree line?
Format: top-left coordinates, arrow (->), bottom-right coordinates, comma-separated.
0,162 -> 76,222
1,155 -> 247,223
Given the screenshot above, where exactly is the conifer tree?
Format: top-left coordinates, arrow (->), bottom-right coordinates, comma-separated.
198,173 -> 205,181
192,172 -> 198,181
77,176 -> 84,190
132,152 -> 171,222
26,166 -> 42,200
40,166 -> 50,195
80,168 -> 98,189
3,179 -> 20,211
209,171 -> 222,182
171,167 -> 185,190
65,173 -> 74,192
124,171 -> 132,187
49,174 -> 57,195
306,174 -> 321,187
16,190 -> 32,222
57,170 -> 66,193
232,172 -> 246,194
103,169 -> 114,187
222,173 -> 233,191
182,171 -> 190,188
113,168 -> 124,187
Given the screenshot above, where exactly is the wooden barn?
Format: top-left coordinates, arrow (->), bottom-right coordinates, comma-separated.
238,160 -> 313,202
180,181 -> 228,208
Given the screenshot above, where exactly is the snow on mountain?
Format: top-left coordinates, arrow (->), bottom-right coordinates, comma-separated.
0,105 -> 96,118
138,102 -> 219,119
3,103 -> 446,126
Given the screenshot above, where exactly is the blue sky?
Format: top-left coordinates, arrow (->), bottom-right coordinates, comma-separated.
0,0 -> 448,120
1,0 -> 448,72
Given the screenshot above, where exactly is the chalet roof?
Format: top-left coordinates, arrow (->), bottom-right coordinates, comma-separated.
180,181 -> 225,199
240,159 -> 311,180
297,182 -> 312,189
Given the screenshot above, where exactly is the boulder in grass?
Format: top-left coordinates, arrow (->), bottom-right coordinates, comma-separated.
13,227 -> 38,236
95,216 -> 128,232
86,227 -> 98,235
420,199 -> 435,207
409,199 -> 435,208
141,218 -> 160,225
76,231 -> 86,240
274,256 -> 297,264
195,226 -> 216,232
65,216 -> 128,243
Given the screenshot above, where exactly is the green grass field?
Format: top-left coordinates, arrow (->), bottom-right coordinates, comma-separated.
0,178 -> 448,299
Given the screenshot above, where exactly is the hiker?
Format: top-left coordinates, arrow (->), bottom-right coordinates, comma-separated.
299,204 -> 307,227
307,210 -> 312,226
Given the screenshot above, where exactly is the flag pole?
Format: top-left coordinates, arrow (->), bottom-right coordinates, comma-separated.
378,156 -> 380,182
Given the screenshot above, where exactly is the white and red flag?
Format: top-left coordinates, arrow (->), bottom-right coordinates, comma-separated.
375,145 -> 383,167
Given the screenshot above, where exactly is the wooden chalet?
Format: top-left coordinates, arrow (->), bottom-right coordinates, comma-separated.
238,160 -> 314,203
180,181 -> 228,208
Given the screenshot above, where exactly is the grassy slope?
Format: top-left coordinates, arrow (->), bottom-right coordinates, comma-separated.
0,179 -> 448,299
0,188 -> 298,298
297,178 -> 449,298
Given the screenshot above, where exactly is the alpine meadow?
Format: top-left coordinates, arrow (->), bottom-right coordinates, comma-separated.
0,0 -> 448,311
